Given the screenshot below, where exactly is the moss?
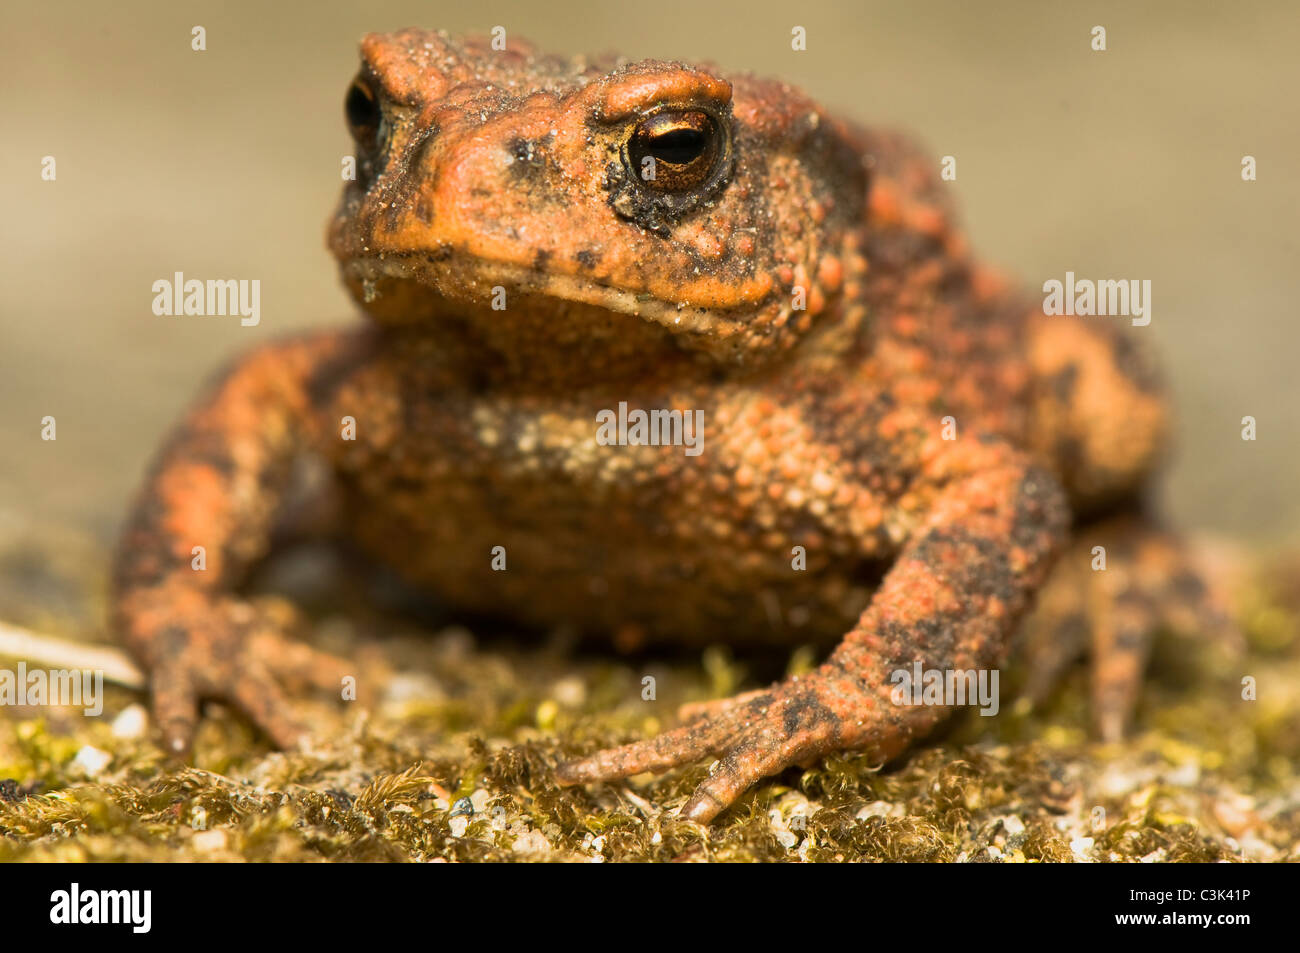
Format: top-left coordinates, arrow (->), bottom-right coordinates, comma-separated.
1,538 -> 1298,862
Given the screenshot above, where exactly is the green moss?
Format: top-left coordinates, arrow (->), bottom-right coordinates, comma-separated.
2,545 -> 1298,862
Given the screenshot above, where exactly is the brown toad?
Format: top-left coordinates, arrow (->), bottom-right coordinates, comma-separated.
114,30 -> 1213,823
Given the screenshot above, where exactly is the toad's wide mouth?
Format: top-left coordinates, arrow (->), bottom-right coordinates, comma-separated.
338,250 -> 769,345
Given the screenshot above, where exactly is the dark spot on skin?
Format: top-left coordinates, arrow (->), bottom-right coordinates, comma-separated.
110,486 -> 188,589
306,331 -> 377,410
1169,569 -> 1207,603
1055,611 -> 1089,646
157,623 -> 193,658
801,120 -> 869,223
800,386 -> 906,482
509,137 -> 540,165
1113,626 -> 1150,652
908,616 -> 960,665
1114,588 -> 1152,612
1052,435 -> 1084,485
780,689 -> 841,740
533,249 -> 552,272
575,249 -> 599,269
864,228 -> 943,274
506,134 -> 555,186
1010,467 -> 1070,556
1109,332 -> 1162,395
1050,363 -> 1079,405
872,619 -> 948,680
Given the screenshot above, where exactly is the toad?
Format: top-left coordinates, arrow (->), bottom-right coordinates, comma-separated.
114,30 -> 1215,823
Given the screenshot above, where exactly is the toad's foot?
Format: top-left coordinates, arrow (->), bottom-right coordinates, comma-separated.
557,667 -> 913,823
1018,518 -> 1242,742
118,590 -> 350,757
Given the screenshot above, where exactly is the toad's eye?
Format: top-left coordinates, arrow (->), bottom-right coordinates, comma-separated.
628,110 -> 722,193
345,76 -> 381,152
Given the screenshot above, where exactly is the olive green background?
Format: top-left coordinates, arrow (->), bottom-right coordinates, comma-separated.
2,0 -> 1297,546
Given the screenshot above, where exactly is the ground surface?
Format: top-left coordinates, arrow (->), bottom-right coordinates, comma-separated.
1,523 -> 1298,863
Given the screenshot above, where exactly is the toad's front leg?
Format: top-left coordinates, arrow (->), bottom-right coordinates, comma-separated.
113,331 -> 360,757
556,437 -> 1070,823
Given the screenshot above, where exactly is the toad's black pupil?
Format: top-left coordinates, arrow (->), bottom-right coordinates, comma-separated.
346,82 -> 378,137
650,128 -> 706,164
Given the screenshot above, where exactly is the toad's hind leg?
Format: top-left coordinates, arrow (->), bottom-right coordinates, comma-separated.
1025,311 -> 1169,516
1017,516 -> 1239,741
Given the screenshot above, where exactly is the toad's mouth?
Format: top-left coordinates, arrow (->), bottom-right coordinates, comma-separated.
339,251 -> 766,347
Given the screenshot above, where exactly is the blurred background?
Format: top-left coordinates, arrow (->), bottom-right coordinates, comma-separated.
2,0 -> 1297,549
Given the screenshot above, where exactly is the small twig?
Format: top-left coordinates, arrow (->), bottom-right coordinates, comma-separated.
621,786 -> 658,818
0,621 -> 145,690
